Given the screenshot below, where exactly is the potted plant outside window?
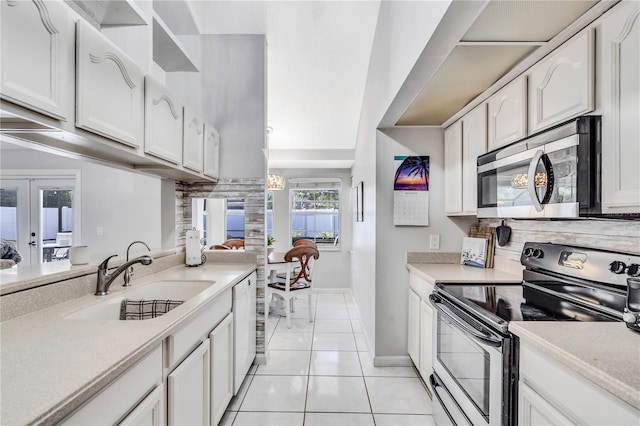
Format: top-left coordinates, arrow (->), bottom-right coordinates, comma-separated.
267,236 -> 275,256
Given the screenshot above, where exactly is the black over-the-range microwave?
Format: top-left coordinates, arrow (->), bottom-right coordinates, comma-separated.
475,115 -> 626,219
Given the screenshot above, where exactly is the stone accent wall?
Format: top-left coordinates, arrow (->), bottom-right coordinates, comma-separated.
176,179 -> 267,356
479,218 -> 640,261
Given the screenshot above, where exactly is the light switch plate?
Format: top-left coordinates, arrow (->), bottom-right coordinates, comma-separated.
430,234 -> 440,250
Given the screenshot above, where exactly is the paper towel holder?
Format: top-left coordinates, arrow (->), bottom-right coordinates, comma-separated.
186,227 -> 204,267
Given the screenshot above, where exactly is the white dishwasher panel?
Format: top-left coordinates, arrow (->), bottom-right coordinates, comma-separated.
232,271 -> 257,394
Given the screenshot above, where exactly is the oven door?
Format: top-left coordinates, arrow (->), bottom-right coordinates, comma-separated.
430,294 -> 506,426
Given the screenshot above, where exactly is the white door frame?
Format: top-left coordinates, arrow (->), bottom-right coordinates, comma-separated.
0,178 -> 30,261
0,170 -> 81,264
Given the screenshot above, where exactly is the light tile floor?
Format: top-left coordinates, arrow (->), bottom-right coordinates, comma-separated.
220,292 -> 434,426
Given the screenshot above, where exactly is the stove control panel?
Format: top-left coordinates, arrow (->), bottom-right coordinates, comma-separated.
521,242 -> 640,288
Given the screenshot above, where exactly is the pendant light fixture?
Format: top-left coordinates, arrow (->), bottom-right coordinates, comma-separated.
267,173 -> 286,190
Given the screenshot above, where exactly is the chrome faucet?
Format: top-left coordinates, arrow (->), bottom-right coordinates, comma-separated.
95,254 -> 153,296
124,241 -> 151,287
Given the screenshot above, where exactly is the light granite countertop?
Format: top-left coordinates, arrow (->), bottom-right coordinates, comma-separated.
510,322 -> 640,410
0,261 -> 256,426
406,262 -> 522,285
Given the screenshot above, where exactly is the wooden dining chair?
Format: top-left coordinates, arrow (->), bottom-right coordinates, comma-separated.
266,245 -> 319,328
211,239 -> 244,250
293,239 -> 317,248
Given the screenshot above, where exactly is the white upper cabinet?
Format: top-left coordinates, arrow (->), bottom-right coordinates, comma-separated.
444,120 -> 463,215
183,107 -> 204,173
598,0 -> 640,214
461,103 -> 487,214
144,76 -> 183,164
487,76 -> 527,150
528,29 -> 595,133
204,123 -> 220,179
76,19 -> 144,148
1,0 -> 72,120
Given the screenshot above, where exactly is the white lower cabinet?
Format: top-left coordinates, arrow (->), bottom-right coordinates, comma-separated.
418,299 -> 433,380
407,288 -> 420,367
518,341 -> 640,425
168,340 -> 210,426
210,313 -> 234,426
518,382 -> 573,426
60,345 -> 162,425
407,271 -> 435,381
119,384 -> 165,426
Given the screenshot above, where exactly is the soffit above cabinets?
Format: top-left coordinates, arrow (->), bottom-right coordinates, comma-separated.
395,0 -> 600,127
397,44 -> 537,126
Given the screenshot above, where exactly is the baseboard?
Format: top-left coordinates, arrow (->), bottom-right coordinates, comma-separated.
373,355 -> 413,367
254,350 -> 269,365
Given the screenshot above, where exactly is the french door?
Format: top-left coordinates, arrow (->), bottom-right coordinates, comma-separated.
0,177 -> 77,265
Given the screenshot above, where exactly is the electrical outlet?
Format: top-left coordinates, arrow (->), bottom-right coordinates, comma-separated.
430,234 -> 440,250
96,226 -> 103,236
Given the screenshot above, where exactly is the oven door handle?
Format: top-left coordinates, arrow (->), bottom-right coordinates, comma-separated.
429,294 -> 503,347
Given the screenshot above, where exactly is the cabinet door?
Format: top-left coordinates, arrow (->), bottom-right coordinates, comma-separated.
407,289 -> 420,369
599,1 -> 640,213
418,299 -> 433,380
462,104 -> 487,214
61,345 -> 162,425
144,77 -> 183,164
210,313 -> 234,426
76,20 -> 144,147
119,384 -> 164,426
183,107 -> 204,173
518,382 -> 574,426
444,120 -> 463,215
204,123 -> 220,179
528,29 -> 594,133
1,0 -> 71,120
168,340 -> 210,426
487,76 -> 527,150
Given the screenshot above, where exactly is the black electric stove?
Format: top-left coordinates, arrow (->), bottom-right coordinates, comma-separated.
434,242 -> 636,334
429,242 -> 639,426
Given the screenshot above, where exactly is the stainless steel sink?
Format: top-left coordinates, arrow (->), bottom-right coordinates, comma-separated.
65,280 -> 213,321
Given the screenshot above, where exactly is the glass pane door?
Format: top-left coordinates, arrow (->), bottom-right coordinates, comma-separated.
0,179 -> 29,265
31,179 -> 75,264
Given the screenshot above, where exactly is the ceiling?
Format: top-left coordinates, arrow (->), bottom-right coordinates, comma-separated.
186,0 -> 381,169
396,0 -> 599,126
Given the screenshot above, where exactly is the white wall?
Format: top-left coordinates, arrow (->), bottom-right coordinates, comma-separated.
200,35 -> 267,179
351,0 -> 451,355
0,149 -> 162,259
269,168 -> 352,289
375,128 -> 474,357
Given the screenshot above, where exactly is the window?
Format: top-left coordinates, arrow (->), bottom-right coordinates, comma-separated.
290,183 -> 340,248
266,191 -> 275,239
225,198 -> 245,239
